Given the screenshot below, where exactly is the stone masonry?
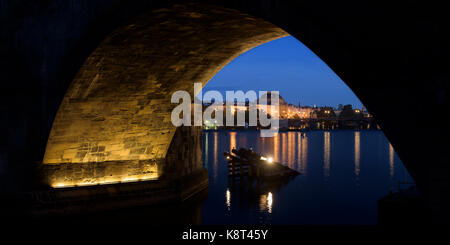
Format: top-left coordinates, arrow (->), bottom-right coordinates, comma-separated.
41,3 -> 287,186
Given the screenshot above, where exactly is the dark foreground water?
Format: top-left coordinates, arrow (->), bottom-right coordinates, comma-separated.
20,130 -> 413,226
201,130 -> 413,225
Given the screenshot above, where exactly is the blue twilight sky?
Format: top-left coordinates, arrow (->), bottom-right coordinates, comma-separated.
202,36 -> 363,109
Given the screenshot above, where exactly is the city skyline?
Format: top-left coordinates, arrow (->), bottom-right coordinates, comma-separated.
203,36 -> 364,108
200,90 -> 365,110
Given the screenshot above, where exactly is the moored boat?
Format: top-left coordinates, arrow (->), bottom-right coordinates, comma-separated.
224,148 -> 299,179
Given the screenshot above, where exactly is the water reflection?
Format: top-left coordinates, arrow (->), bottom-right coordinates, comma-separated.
213,132 -> 218,181
43,189 -> 207,225
282,133 -> 288,164
354,131 -> 360,178
288,132 -> 295,168
267,192 -> 273,213
202,130 -> 413,225
273,133 -> 280,162
226,188 -> 231,210
259,192 -> 273,214
204,132 -> 209,169
297,133 -> 301,170
229,131 -> 236,152
389,143 -> 394,179
323,131 -> 331,180
299,133 -> 308,174
37,131 -> 413,226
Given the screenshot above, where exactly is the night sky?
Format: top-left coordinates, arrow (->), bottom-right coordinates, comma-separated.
203,36 -> 363,109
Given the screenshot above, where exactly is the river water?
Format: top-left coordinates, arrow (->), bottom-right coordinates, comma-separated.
200,130 -> 413,225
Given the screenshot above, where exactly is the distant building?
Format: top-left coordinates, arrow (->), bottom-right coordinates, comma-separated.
202,93 -> 369,124
258,92 -> 313,119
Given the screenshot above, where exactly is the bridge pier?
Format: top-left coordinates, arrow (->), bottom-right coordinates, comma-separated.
0,126 -> 208,217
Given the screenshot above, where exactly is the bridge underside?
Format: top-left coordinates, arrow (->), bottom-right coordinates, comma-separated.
1,1 -> 449,223
41,4 -> 287,187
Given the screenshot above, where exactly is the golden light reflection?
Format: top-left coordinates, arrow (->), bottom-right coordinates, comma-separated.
389,143 -> 394,178
230,131 -> 236,153
204,132 -> 209,168
354,131 -> 360,177
213,132 -> 218,180
297,133 -> 301,170
281,133 -> 287,163
301,135 -> 308,174
273,133 -> 279,162
323,131 -> 330,179
259,192 -> 273,214
267,192 -> 273,214
288,132 -> 295,168
226,188 -> 231,210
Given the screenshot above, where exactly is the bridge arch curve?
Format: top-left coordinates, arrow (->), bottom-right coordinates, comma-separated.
42,3 -> 288,187
2,0 -> 449,222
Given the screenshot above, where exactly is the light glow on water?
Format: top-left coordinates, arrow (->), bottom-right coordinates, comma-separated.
201,130 -> 414,225
267,192 -> 273,214
226,188 -> 231,210
355,131 -> 360,177
323,131 -> 331,180
389,143 -> 395,179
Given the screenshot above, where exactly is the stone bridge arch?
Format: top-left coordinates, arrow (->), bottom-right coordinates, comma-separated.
41,3 -> 288,187
2,0 -> 448,222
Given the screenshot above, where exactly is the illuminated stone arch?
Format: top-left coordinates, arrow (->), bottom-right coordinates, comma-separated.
42,3 -> 288,187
